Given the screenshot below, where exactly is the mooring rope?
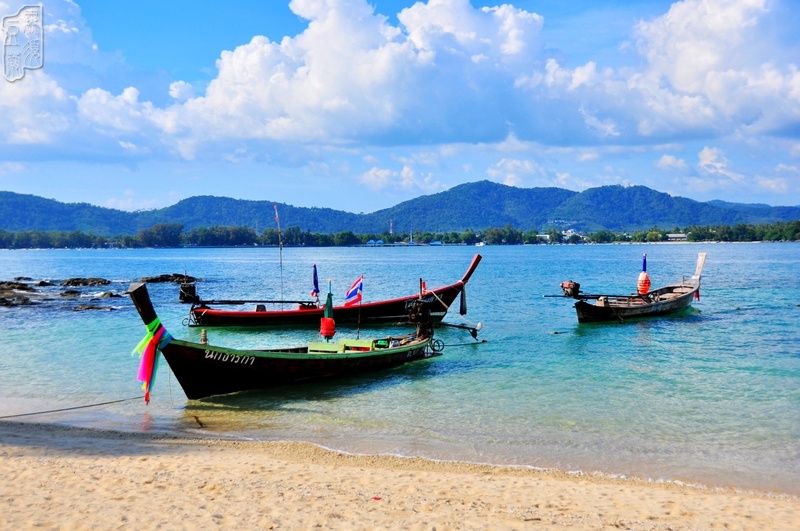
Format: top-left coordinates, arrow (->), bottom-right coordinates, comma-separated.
442,340 -> 487,347
0,396 -> 144,419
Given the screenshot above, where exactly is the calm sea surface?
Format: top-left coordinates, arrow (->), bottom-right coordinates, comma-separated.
1,243 -> 798,494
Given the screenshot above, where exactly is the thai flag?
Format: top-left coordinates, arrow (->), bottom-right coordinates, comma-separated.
343,275 -> 363,307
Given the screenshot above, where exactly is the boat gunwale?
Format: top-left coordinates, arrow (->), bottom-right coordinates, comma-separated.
167,336 -> 431,361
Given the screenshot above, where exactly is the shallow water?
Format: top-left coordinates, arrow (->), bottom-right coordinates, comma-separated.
1,243 -> 798,494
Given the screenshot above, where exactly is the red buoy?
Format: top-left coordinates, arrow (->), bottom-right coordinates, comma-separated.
320,317 -> 336,339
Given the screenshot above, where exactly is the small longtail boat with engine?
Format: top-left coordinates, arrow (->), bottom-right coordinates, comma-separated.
551,252 -> 706,323
182,253 -> 482,328
128,282 -> 442,400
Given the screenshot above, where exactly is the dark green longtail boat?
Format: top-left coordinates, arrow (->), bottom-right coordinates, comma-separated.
128,282 -> 440,400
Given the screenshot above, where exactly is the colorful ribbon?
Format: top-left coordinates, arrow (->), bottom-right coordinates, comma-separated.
132,318 -> 173,404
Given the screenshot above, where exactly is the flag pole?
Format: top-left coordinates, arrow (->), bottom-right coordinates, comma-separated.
356,274 -> 363,339
274,204 -> 284,308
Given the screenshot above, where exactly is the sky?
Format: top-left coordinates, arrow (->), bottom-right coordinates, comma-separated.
1,0 -> 799,214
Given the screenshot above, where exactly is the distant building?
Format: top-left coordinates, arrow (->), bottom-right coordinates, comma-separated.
667,233 -> 688,241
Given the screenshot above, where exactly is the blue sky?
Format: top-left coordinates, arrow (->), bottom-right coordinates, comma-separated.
1,0 -> 799,214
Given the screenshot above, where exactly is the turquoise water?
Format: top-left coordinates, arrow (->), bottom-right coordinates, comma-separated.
1,244 -> 798,494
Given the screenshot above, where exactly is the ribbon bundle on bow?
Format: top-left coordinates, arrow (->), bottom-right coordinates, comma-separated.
132,318 -> 173,404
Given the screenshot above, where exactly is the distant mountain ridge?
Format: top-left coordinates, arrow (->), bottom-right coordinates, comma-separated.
2,181 -> 798,236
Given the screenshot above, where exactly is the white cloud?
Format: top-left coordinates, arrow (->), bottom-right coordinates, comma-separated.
578,151 -> 600,162
77,87 -> 156,133
0,161 -> 25,174
756,176 -> 790,193
169,81 -> 194,101
569,62 -> 598,91
134,0 -> 548,152
697,146 -> 744,182
359,163 -> 442,192
656,154 -> 688,170
360,167 -> 393,190
0,74 -> 72,143
775,163 -> 799,173
104,189 -> 161,211
579,106 -> 619,137
632,0 -> 800,137
486,158 -> 542,186
3,0 -> 800,208
11,0 -> 800,164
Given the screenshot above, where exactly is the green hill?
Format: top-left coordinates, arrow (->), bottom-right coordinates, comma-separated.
1,182 -> 798,235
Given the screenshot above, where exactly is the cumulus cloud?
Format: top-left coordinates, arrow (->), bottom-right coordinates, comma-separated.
656,154 -> 688,171
359,163 -> 442,192
70,0 -> 548,154
14,0 -> 800,160
360,167 -> 393,190
697,146 -> 744,182
77,87 -> 155,133
486,158 -> 542,186
632,0 -> 800,137
757,176 -> 790,193
4,0 -> 800,208
169,81 -> 194,101
0,75 -> 72,143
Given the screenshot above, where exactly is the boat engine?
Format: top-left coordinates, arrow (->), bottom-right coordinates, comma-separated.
560,280 -> 581,298
179,282 -> 198,303
406,298 -> 433,338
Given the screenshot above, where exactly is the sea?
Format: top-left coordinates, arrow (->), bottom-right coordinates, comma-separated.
1,243 -> 798,495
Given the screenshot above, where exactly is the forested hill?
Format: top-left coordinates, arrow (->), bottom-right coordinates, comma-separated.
2,181 -> 799,235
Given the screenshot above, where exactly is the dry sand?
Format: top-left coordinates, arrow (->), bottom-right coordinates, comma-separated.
1,421 -> 798,530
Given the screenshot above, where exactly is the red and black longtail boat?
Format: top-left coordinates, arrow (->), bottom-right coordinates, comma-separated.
183,254 -> 482,328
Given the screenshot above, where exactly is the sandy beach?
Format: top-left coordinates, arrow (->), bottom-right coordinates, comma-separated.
1,421 -> 798,530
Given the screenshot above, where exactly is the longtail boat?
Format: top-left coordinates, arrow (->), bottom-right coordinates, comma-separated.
554,252 -> 706,323
128,282 -> 440,400
184,253 -> 482,327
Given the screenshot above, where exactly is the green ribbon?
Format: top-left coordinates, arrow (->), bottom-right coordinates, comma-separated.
132,317 -> 162,356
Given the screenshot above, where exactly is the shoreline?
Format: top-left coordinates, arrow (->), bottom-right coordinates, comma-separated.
2,421 -> 798,529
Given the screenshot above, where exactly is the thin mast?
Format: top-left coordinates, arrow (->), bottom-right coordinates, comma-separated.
274,204 -> 284,307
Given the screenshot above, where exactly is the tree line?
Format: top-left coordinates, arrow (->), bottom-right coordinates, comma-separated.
0,220 -> 798,249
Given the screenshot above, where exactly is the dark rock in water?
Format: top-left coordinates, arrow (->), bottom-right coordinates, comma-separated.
14,276 -> 33,281
61,277 -> 111,287
0,296 -> 33,307
0,281 -> 37,307
0,281 -> 36,292
140,273 -> 199,283
60,289 -> 81,297
34,280 -> 53,287
72,304 -> 114,311
97,291 -> 121,298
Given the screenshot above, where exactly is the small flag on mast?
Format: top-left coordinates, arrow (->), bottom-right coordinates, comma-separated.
343,275 -> 363,306
311,264 -> 320,298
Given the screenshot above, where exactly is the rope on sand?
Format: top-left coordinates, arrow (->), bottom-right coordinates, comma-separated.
0,396 -> 144,419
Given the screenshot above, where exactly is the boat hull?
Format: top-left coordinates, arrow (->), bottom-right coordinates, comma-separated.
574,284 -> 698,323
160,337 -> 434,399
190,285 -> 461,327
